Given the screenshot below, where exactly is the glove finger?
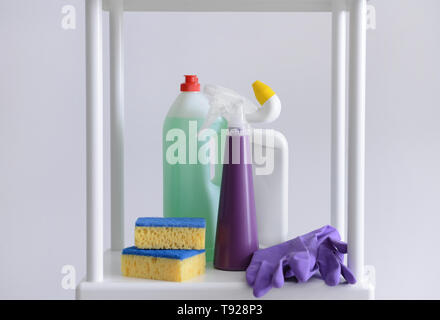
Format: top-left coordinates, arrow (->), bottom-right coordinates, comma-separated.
330,239 -> 348,254
272,258 -> 285,288
252,260 -> 275,298
246,261 -> 261,286
323,261 -> 341,286
317,245 -> 342,286
341,264 -> 357,284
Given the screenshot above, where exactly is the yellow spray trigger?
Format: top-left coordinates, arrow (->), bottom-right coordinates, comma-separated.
252,80 -> 276,106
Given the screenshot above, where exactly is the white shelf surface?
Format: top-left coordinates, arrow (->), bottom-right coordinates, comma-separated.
76,250 -> 375,300
103,0 -> 333,12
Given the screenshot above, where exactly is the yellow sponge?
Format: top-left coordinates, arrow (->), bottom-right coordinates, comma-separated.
134,217 -> 205,250
121,247 -> 206,282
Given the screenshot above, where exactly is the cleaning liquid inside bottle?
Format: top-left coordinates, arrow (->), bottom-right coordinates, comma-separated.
163,116 -> 224,261
214,128 -> 259,270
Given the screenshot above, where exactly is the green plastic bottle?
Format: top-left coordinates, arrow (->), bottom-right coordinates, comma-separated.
162,75 -> 225,261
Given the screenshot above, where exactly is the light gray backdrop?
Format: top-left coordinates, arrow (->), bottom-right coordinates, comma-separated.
1,0 -> 439,299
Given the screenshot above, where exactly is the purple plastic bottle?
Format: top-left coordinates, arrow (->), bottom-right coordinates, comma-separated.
214,128 -> 259,271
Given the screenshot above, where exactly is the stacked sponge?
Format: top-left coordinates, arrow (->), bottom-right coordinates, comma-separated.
121,217 -> 206,282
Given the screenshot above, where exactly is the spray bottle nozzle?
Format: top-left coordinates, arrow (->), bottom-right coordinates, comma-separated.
200,85 -> 258,133
200,81 -> 282,134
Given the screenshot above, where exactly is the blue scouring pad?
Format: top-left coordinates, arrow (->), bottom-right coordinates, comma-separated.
122,246 -> 205,260
135,217 -> 206,228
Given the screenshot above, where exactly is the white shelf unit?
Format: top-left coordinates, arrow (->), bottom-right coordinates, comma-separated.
77,0 -> 375,299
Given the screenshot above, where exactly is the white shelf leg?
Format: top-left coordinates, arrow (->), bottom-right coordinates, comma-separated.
109,0 -> 125,251
347,0 -> 367,282
331,0 -> 347,240
85,0 -> 104,282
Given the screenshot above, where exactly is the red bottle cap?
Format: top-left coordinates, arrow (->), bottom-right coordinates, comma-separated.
181,75 -> 200,92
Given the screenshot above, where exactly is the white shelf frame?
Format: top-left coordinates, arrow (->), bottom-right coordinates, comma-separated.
84,0 -> 369,294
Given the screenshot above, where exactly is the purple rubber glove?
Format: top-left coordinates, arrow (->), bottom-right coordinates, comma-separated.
246,225 -> 356,297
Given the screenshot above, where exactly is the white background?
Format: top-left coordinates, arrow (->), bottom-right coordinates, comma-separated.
1,0 -> 439,299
